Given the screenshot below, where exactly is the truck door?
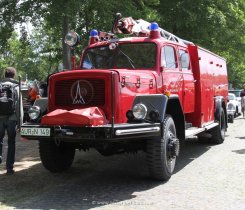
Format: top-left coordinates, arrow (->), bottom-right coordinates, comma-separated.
179,48 -> 195,113
161,45 -> 183,104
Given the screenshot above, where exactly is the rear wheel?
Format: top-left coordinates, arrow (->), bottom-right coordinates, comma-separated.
39,140 -> 75,172
210,107 -> 226,144
146,115 -> 179,181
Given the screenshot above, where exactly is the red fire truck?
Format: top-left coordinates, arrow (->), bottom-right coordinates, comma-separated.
21,14 -> 228,181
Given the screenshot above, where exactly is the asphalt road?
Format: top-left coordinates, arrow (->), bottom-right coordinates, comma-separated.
0,116 -> 245,210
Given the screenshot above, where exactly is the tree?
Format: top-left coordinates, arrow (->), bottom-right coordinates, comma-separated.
157,0 -> 245,88
0,0 -> 244,87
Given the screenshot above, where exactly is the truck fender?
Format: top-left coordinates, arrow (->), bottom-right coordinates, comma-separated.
132,94 -> 168,123
33,97 -> 48,114
131,94 -> 185,140
165,95 -> 185,141
214,96 -> 228,129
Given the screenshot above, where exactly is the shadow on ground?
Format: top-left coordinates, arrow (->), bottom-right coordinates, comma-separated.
236,137 -> 245,140
0,138 -> 214,210
232,149 -> 245,154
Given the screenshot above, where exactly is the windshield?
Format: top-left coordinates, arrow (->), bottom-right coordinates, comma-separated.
81,43 -> 156,69
229,90 -> 241,97
228,94 -> 235,100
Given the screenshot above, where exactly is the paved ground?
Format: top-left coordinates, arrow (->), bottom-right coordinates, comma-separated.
0,116 -> 245,210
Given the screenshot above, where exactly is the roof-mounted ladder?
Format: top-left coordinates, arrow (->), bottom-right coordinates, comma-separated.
112,14 -> 193,46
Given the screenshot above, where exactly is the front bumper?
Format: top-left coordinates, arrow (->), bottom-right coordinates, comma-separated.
20,122 -> 161,142
227,110 -> 235,115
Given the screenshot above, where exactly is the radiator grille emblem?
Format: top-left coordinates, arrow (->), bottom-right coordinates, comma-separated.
71,80 -> 94,104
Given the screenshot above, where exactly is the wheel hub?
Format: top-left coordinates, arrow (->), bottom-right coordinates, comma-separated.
167,133 -> 180,158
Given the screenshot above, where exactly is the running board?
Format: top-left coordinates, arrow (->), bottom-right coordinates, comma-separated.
185,122 -> 219,138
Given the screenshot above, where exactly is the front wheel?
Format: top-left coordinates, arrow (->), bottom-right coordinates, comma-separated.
39,140 -> 75,173
146,115 -> 179,181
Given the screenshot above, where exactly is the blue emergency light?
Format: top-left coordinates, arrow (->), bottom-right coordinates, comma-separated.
90,29 -> 98,37
150,22 -> 159,31
149,22 -> 161,39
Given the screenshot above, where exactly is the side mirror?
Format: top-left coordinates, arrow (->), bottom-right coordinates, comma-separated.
180,53 -> 190,69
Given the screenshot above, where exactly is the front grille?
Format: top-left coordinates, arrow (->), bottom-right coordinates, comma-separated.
54,79 -> 105,107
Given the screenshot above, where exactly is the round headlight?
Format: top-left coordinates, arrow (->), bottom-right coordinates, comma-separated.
149,110 -> 160,122
109,43 -> 118,50
28,106 -> 41,120
64,31 -> 80,47
132,103 -> 147,120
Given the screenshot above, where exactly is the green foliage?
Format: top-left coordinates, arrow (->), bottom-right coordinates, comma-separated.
158,0 -> 245,88
0,28 -> 60,81
0,0 -> 244,87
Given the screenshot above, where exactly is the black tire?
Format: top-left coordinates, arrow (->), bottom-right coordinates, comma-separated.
210,107 -> 226,144
228,114 -> 234,123
234,106 -> 240,118
146,115 -> 179,181
39,140 -> 75,173
234,107 -> 237,118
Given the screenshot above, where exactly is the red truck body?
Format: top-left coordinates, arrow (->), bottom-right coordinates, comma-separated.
21,15 -> 228,181
46,40 -> 228,127
187,45 -> 228,127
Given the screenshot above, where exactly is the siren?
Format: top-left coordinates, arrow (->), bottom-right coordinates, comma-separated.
149,22 -> 161,39
89,29 -> 99,45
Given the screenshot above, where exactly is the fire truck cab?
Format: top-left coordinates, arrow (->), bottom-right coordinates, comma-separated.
21,14 -> 228,181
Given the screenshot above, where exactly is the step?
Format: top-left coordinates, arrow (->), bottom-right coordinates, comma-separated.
185,122 -> 219,138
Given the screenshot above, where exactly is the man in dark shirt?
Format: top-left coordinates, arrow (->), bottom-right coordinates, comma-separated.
0,67 -> 23,175
241,84 -> 245,118
240,84 -> 245,97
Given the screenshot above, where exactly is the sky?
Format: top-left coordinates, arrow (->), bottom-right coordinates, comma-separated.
15,17 -> 33,37
15,0 -> 33,36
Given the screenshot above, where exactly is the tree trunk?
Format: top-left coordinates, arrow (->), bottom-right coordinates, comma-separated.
62,15 -> 71,70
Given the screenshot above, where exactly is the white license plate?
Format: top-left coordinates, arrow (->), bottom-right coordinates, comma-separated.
21,127 -> 51,137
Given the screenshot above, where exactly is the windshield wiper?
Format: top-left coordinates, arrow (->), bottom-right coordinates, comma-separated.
87,54 -> 96,69
118,49 -> 135,69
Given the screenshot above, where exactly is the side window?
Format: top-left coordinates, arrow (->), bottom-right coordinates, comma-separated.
179,49 -> 190,70
161,46 -> 177,68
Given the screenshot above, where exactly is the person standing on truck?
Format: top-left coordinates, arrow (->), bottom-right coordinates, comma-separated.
240,84 -> 245,118
28,80 -> 41,105
0,67 -> 23,175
